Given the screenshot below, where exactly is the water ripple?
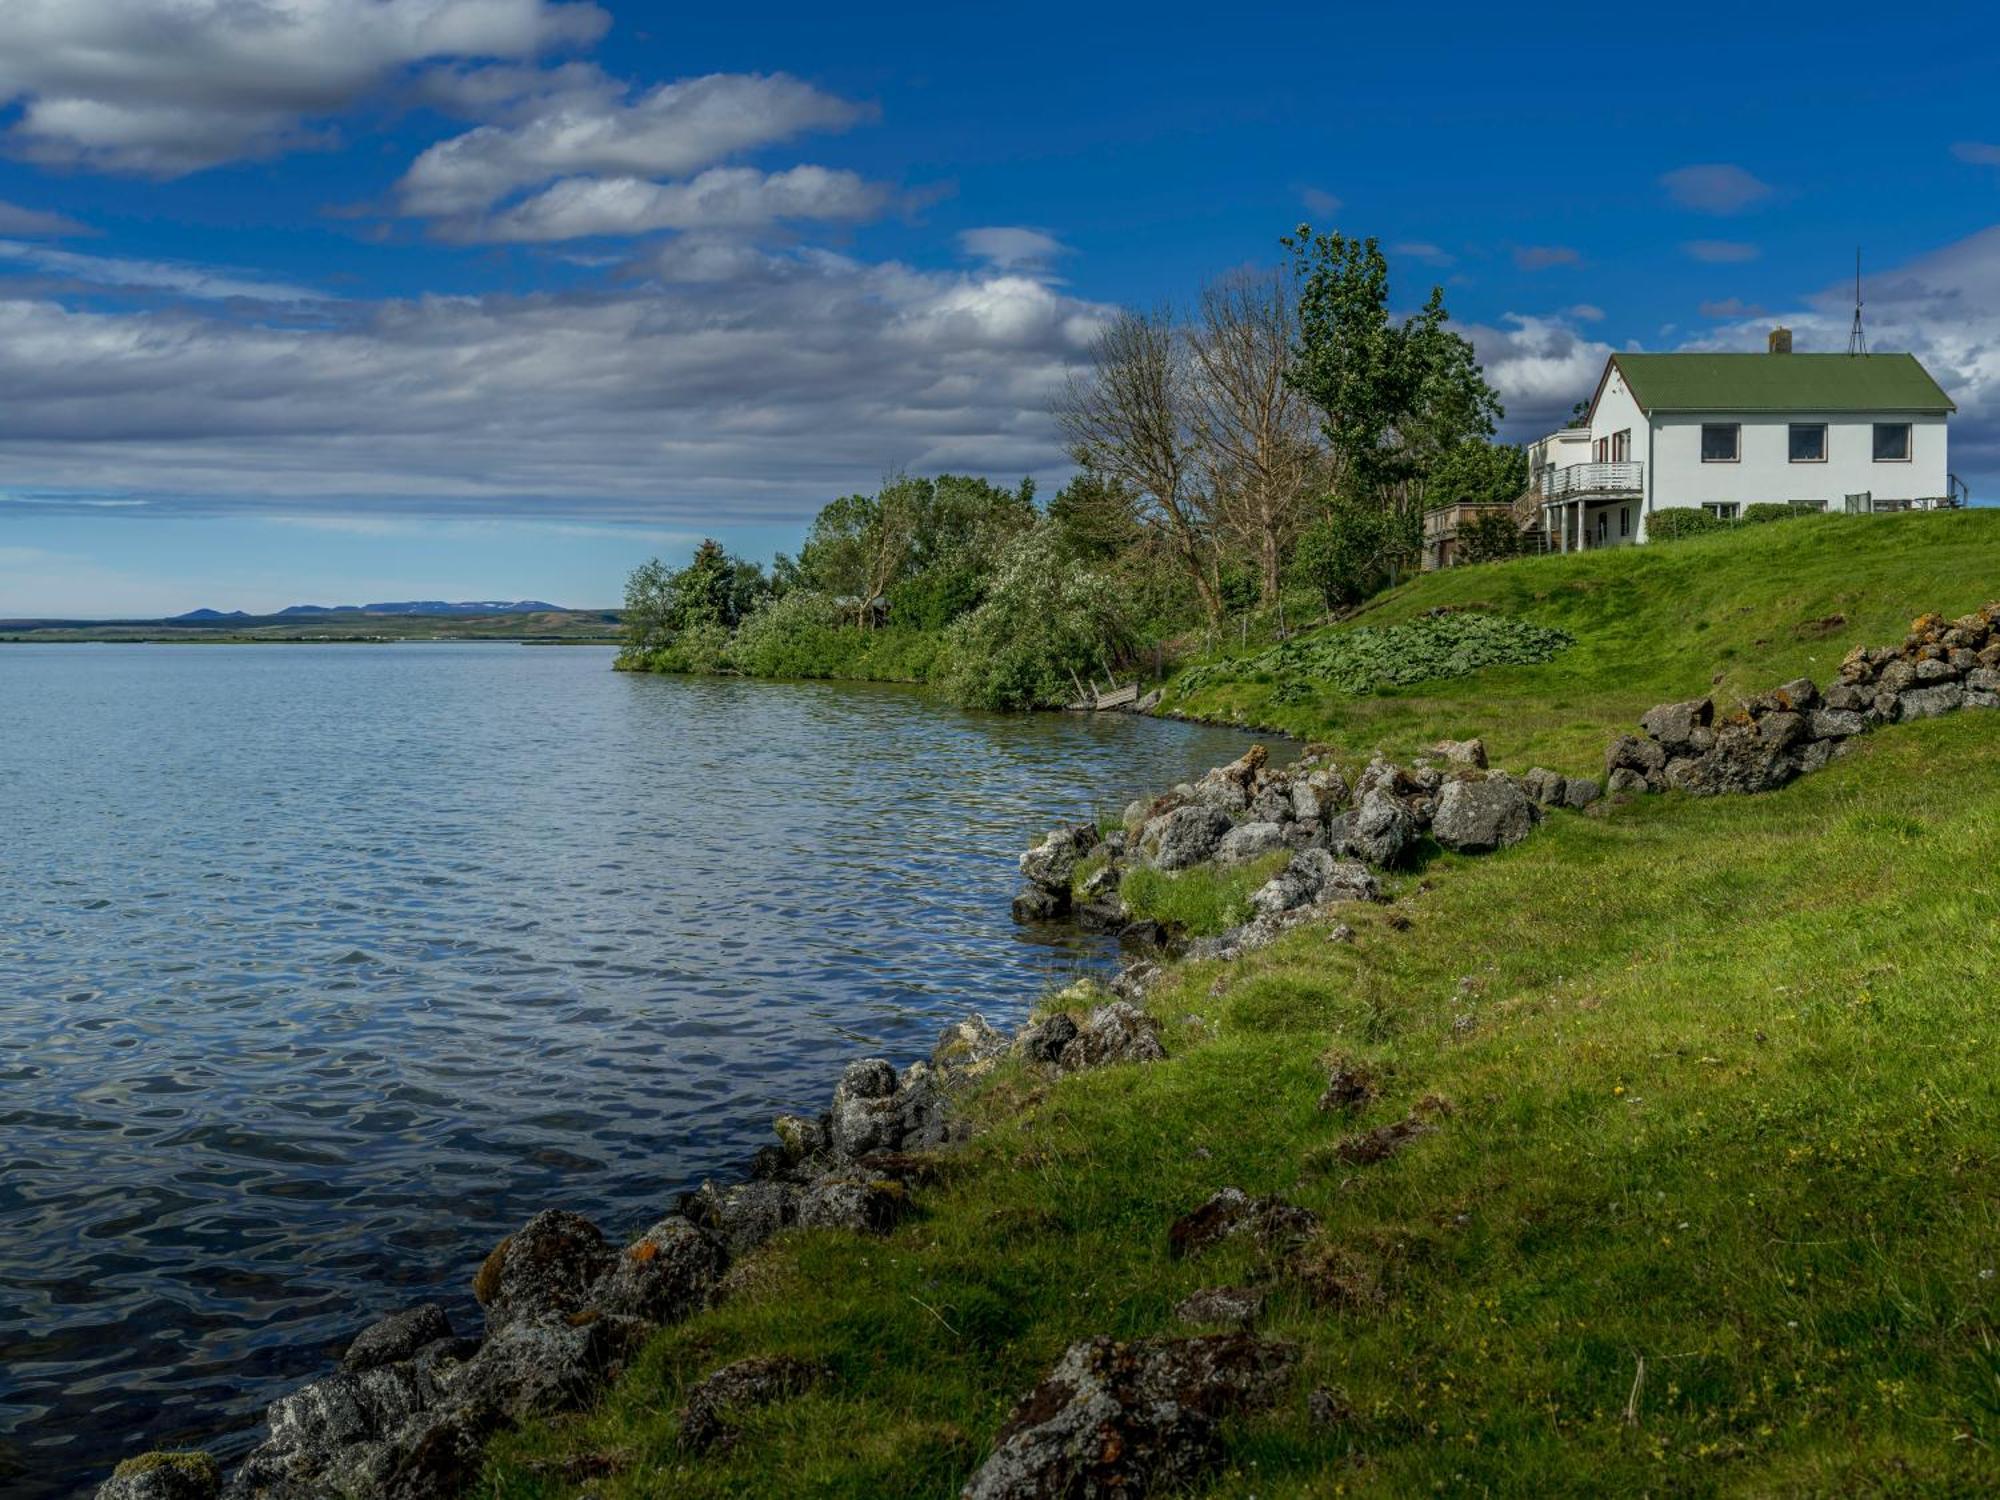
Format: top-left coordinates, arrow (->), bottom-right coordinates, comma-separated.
0,644 -> 1255,1498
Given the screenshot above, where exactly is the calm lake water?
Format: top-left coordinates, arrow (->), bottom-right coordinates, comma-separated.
0,644 -> 1256,1498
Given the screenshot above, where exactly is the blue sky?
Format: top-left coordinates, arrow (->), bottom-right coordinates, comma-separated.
1,0 -> 1996,614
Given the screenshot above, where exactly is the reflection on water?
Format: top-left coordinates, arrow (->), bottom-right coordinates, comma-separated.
0,644 -> 1256,1498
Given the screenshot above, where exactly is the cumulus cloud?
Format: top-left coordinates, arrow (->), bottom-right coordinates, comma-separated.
1463,312 -> 1616,434
0,252 -> 1112,521
0,200 -> 90,237
1660,163 -> 1772,215
957,227 -> 1068,272
1512,244 -> 1580,271
464,165 -> 888,242
0,0 -> 606,176
1683,239 -> 1759,263
1299,186 -> 1341,218
397,69 -> 872,220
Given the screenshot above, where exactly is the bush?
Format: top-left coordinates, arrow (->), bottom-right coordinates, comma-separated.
1742,502 -> 1806,525
1292,504 -> 1389,611
730,589 -> 851,678
1460,508 -> 1532,564
1176,611 -> 1573,699
1647,508 -> 1728,542
940,529 -> 1129,710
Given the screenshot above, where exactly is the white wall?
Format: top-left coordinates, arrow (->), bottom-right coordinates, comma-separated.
1648,411 -> 1948,511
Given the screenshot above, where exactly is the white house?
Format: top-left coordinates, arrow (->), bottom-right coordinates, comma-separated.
1537,332 -> 1959,551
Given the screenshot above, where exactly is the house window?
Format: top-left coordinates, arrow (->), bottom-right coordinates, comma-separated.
1620,506 -> 1630,537
1702,502 -> 1741,521
1613,429 -> 1632,462
1595,436 -> 1609,463
1789,423 -> 1827,463
1873,422 -> 1912,461
1701,424 -> 1740,462
1597,511 -> 1608,543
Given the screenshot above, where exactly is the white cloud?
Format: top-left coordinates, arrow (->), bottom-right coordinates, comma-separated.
398,70 -> 871,219
1683,239 -> 1759,263
0,199 -> 92,237
463,164 -> 888,242
0,0 -> 607,176
1299,186 -> 1341,218
957,226 -> 1068,272
0,241 -> 330,302
1392,241 -> 1453,266
1513,244 -> 1580,271
1465,312 -> 1616,434
0,251 -> 1113,522
1660,163 -> 1772,215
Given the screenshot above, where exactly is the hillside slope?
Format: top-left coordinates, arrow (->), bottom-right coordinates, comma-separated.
476,518 -> 2000,1498
1167,510 -> 2000,771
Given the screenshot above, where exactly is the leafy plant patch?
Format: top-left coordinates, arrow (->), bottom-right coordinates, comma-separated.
1176,611 -> 1573,699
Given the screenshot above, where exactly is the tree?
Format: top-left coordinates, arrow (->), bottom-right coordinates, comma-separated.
941,527 -> 1130,710
1459,509 -> 1531,564
795,477 -> 923,628
1054,308 -> 1225,625
1291,502 -> 1388,612
1429,441 -> 1528,510
1047,470 -> 1142,562
1283,226 -> 1503,583
616,541 -> 768,667
1189,269 -> 1323,606
889,473 -> 1038,629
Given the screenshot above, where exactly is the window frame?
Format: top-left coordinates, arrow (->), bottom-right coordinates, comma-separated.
1619,505 -> 1630,537
1700,423 -> 1741,463
1788,422 -> 1828,464
1702,502 -> 1741,521
1872,422 -> 1913,463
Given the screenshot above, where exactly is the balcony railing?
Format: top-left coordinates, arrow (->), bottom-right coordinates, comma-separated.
1536,461 -> 1643,500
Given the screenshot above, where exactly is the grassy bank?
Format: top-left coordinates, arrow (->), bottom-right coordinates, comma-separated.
1166,510 -> 2000,772
474,514 -> 2000,1497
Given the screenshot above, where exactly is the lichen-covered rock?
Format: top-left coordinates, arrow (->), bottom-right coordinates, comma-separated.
796,1174 -> 908,1234
1216,821 -> 1287,867
961,1334 -> 1297,1500
475,1210 -> 613,1334
1896,683 -> 1964,721
1521,767 -> 1567,807
770,1111 -> 830,1166
1013,1011 -> 1080,1066
342,1305 -> 457,1375
1638,697 -> 1713,751
97,1452 -> 221,1500
1809,708 -> 1866,739
1605,735 -> 1668,779
1173,1286 -> 1266,1328
677,1355 -> 827,1454
1606,767 -> 1650,795
1822,681 -> 1870,712
1057,1001 -> 1166,1073
1562,776 -> 1601,809
1662,720 -> 1799,797
1168,1187 -> 1319,1259
450,1315 -> 638,1423
1430,777 -> 1538,854
226,1350 -> 463,1499
932,1014 -> 1009,1076
594,1216 -> 725,1326
1189,775 -> 1250,816
1345,789 -> 1413,867
827,1057 -> 903,1158
681,1180 -> 796,1257
1430,737 -> 1487,768
1017,823 -> 1099,894
1010,886 -> 1067,924
1142,804 -> 1234,871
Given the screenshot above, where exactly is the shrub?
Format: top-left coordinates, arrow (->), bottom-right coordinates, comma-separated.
940,529 -> 1129,710
1648,508 -> 1728,542
1742,501 -> 1806,525
1175,611 -> 1573,699
1460,508 -> 1532,564
730,589 -> 851,678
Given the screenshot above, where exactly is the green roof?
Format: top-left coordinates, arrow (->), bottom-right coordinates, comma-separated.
1605,352 -> 1955,415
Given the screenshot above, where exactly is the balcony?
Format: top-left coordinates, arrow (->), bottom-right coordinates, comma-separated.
1536,461 -> 1643,501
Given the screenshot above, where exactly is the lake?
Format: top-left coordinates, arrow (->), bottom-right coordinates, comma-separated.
0,644 -> 1257,1498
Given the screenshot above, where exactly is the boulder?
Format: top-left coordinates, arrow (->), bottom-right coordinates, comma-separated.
1009,886 -> 1066,924
1430,737 -> 1487,769
1173,1286 -> 1266,1329
1217,744 -> 1269,785
678,1355 -> 827,1454
1430,777 -> 1538,854
797,1175 -> 908,1234
474,1210 -> 612,1335
1345,789 -> 1413,867
1013,1012 -> 1080,1067
1809,708 -> 1866,740
1913,657 -> 1957,683
1521,767 -> 1567,807
1876,659 -> 1919,696
594,1216 -> 725,1326
341,1305 -> 456,1376
1661,720 -> 1799,797
770,1112 -> 830,1167
931,1015 -> 1009,1076
1758,711 -> 1808,751
1562,776 -> 1602,810
1189,776 -> 1250,816
1822,681 -> 1870,711
1168,1187 -> 1319,1259
451,1315 -> 638,1423
1638,697 -> 1713,752
1768,677 -> 1821,712
960,1334 -> 1298,1500
1058,1002 -> 1166,1073
96,1454 -> 221,1500
1289,781 -> 1326,823
1143,805 -> 1233,871
1897,683 -> 1964,721
1216,821 -> 1287,867
1247,787 -> 1295,825
1017,823 -> 1099,894
681,1180 -> 796,1257
1605,736 -> 1667,778
1606,767 -> 1650,795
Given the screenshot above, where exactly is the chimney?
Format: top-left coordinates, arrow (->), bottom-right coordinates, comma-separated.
1768,326 -> 1793,354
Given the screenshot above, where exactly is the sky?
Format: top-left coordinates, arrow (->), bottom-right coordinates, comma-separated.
1,0 -> 1998,615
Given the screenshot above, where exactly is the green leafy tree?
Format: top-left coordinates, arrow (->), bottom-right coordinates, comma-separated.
1460,509 -> 1531,564
796,478 -> 923,628
941,527 -> 1131,710
888,474 -> 1039,629
1048,470 -> 1143,562
1291,502 -> 1388,611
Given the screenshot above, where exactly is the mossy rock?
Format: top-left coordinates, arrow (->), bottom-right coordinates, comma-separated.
102,1451 -> 220,1500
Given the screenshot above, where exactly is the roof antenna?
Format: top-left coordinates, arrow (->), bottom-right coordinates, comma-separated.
1847,248 -> 1868,356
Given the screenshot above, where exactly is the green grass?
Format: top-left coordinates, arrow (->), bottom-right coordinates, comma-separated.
479,699 -> 2000,1498
1117,851 -> 1291,936
1167,510 -> 2000,776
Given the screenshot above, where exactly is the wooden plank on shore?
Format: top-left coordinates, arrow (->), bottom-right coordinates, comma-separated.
1095,682 -> 1140,709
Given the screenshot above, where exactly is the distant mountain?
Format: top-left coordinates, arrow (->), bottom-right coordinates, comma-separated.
169,600 -> 567,620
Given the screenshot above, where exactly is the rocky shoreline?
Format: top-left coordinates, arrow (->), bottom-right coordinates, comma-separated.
97,606 -> 2000,1500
